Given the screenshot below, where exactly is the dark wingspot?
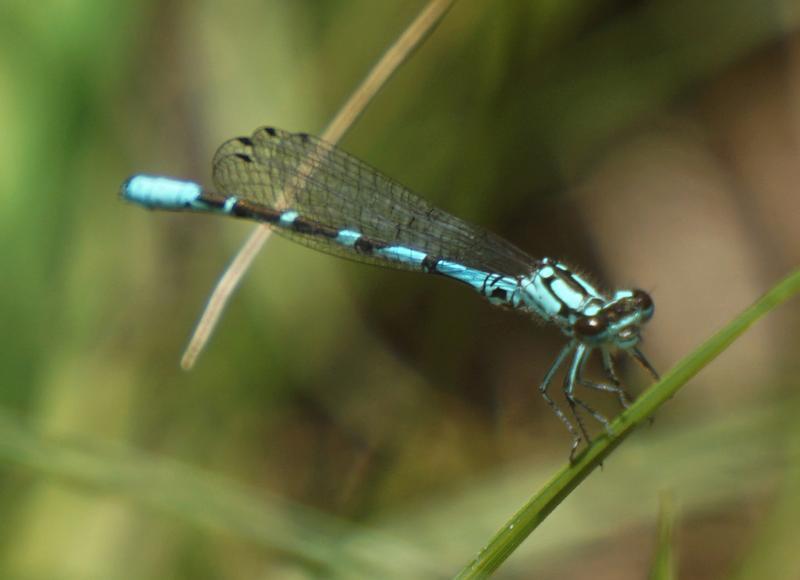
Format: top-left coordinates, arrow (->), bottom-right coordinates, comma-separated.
234,153 -> 253,163
237,137 -> 253,146
265,127 -> 277,136
297,132 -> 310,142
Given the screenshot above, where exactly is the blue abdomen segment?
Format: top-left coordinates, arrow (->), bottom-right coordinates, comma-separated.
435,260 -> 520,305
270,215 -> 519,301
121,174 -> 203,209
122,178 -> 524,304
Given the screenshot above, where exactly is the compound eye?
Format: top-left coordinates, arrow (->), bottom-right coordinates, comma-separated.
574,315 -> 608,337
632,289 -> 654,319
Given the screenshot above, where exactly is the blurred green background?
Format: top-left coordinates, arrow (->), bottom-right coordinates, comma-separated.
2,0 -> 800,578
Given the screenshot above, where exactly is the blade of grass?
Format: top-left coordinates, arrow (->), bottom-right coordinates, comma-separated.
0,381 -> 789,578
649,491 -> 677,580
454,268 -> 800,579
729,394 -> 800,579
0,409 -> 442,579
180,0 -> 457,370
373,392 -> 787,576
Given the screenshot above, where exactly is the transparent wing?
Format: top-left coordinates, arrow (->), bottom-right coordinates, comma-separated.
212,126 -> 535,275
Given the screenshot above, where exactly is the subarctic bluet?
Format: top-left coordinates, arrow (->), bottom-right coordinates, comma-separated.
122,126 -> 658,459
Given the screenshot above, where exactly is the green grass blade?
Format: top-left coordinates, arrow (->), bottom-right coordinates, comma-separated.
0,410 -> 440,579
454,268 -> 800,579
649,491 -> 677,580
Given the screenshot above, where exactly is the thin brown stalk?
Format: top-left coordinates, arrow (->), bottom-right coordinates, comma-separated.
180,0 -> 457,370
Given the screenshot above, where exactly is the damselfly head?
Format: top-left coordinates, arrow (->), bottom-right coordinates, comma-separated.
573,289 -> 654,349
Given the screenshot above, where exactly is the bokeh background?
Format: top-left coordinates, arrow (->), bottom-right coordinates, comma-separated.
2,1 -> 800,578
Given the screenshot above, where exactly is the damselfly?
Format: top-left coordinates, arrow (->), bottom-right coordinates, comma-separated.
122,126 -> 658,459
